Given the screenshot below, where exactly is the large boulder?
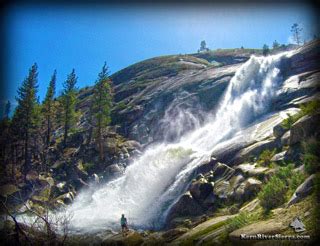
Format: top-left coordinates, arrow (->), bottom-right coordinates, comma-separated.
289,113 -> 320,145
234,178 -> 262,202
213,180 -> 232,200
189,180 -> 214,201
234,163 -> 269,180
56,191 -> 75,205
229,219 -> 286,242
123,140 -> 142,151
104,164 -> 123,179
273,124 -> 286,138
166,191 -> 203,222
162,227 -> 188,242
231,138 -> 281,165
287,174 -> 315,206
195,157 -> 219,175
270,150 -> 287,163
281,130 -> 291,146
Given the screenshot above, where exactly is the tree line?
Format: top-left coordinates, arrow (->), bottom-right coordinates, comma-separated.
262,23 -> 306,56
0,63 -> 113,181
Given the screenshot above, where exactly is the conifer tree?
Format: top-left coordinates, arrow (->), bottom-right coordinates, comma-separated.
92,62 -> 113,161
262,44 -> 270,56
272,40 -> 280,50
43,70 -> 56,146
291,23 -> 302,45
12,63 -> 39,174
1,100 -> 11,119
62,69 -> 77,148
4,101 -> 11,119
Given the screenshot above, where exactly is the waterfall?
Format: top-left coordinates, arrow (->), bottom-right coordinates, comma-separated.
66,51 -> 293,233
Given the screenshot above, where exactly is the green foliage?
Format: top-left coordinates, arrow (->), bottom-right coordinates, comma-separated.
12,63 -> 39,173
259,164 -> 306,211
257,149 -> 276,167
226,212 -> 249,232
258,176 -> 287,211
92,62 -> 113,161
291,23 -> 303,45
272,40 -> 280,50
289,171 -> 306,196
61,69 -> 78,147
281,100 -> 320,130
181,220 -> 227,245
300,100 -> 320,116
262,44 -> 270,56
303,138 -> 320,174
92,62 -> 113,130
225,211 -> 261,234
116,101 -> 127,111
281,113 -> 297,129
42,70 -> 57,146
4,100 -> 11,119
83,162 -> 95,173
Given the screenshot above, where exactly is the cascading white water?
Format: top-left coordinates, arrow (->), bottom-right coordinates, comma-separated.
66,51 -> 293,233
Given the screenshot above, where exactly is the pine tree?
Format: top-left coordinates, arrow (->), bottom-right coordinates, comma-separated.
291,23 -> 302,45
198,40 -> 208,52
62,69 -> 78,148
2,100 -> 11,119
43,70 -> 56,146
262,44 -> 270,56
92,62 -> 113,161
12,63 -> 39,174
5,101 -> 11,118
272,40 -> 280,50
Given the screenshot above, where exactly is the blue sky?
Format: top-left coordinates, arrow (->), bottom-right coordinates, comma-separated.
3,3 -> 318,108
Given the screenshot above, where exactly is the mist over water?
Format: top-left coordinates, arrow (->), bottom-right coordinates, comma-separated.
66,51 -> 293,233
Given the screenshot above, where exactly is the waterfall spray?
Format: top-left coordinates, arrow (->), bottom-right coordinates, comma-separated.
60,51 -> 293,233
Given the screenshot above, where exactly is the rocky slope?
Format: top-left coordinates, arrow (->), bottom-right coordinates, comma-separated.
164,40 -> 319,224
1,41 -> 319,245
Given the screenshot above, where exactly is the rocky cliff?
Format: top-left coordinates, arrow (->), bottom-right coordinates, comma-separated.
1,41 -> 319,245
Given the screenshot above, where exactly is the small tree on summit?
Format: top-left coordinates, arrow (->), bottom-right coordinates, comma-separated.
272,40 -> 280,50
92,62 -> 113,161
198,40 -> 209,53
62,69 -> 78,148
262,44 -> 270,56
291,23 -> 303,45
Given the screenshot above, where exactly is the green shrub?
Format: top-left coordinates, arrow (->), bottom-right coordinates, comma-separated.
117,101 -> 127,111
258,163 -> 306,211
281,113 -> 297,129
303,138 -> 320,174
300,100 -> 320,116
276,164 -> 295,185
257,149 -> 276,166
83,162 -> 95,172
225,211 -> 260,233
288,171 -> 306,197
258,176 -> 287,211
281,100 -> 320,130
226,212 -> 250,232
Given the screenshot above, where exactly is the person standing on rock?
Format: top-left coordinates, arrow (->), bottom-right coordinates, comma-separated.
121,214 -> 129,236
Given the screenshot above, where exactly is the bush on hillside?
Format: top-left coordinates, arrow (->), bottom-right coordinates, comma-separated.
300,100 -> 320,116
281,113 -> 298,130
257,149 -> 276,167
259,164 -> 306,211
303,138 -> 320,174
258,176 -> 286,211
281,100 -> 320,130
